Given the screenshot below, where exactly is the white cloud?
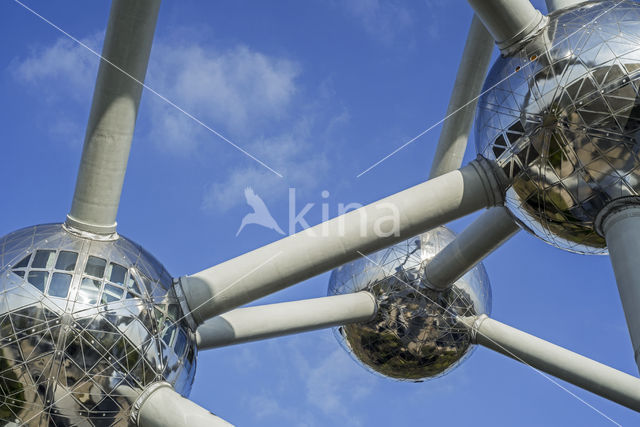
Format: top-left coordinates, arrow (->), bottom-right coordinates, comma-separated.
201,118 -> 329,213
249,395 -> 281,420
237,334 -> 376,426
10,32 -> 342,213
304,347 -> 374,426
245,392 -> 315,427
146,43 -> 300,144
344,0 -> 413,45
10,33 -> 102,145
423,0 -> 448,40
10,34 -> 299,145
144,41 -> 338,214
11,34 -> 102,101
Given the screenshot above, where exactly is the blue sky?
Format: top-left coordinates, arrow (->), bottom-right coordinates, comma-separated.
1,0 -> 640,425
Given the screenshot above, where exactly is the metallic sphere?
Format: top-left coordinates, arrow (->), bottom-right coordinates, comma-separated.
476,0 -> 640,254
328,227 -> 491,381
0,224 -> 196,426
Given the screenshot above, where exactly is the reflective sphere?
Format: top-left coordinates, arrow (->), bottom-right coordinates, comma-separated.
476,0 -> 640,254
328,227 -> 491,381
0,224 -> 196,426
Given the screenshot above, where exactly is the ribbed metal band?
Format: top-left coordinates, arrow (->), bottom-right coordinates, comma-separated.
173,277 -> 199,331
469,156 -> 509,207
362,290 -> 379,322
594,196 -> 640,237
62,221 -> 119,242
499,14 -> 549,55
65,214 -> 118,236
468,314 -> 489,344
130,381 -> 172,425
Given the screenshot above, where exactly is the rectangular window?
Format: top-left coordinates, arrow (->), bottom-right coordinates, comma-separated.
28,271 -> 48,292
79,277 -> 101,304
49,273 -> 72,298
84,256 -> 106,278
106,263 -> 127,285
32,250 -> 56,269
102,283 -> 124,304
55,251 -> 78,272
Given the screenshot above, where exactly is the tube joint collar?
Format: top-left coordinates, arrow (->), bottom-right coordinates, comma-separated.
130,381 -> 173,426
594,196 -> 640,237
499,13 -> 549,56
469,156 -> 508,207
174,277 -> 199,331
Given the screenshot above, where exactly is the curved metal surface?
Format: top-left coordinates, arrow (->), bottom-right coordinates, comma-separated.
0,224 -> 196,425
327,226 -> 492,382
429,15 -> 494,178
476,0 -> 640,254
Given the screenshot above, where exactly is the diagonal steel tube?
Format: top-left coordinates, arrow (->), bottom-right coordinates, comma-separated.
132,382 -> 233,427
467,0 -> 547,54
429,15 -> 493,179
425,206 -> 519,291
178,158 -> 507,326
462,315 -> 640,412
66,0 -> 161,235
196,292 -> 377,350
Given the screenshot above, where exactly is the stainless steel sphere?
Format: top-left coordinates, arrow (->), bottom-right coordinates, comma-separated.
476,0 -> 640,254
328,227 -> 491,382
0,224 -> 196,426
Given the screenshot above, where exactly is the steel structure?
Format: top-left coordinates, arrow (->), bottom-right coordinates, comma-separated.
3,0 -> 640,425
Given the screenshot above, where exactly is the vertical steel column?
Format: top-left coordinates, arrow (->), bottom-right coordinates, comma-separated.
66,0 -> 161,235
429,16 -> 493,179
596,199 -> 640,373
467,0 -> 547,54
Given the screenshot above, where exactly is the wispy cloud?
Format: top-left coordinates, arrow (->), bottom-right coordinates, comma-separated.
11,33 -> 102,100
201,117 -> 329,212
423,0 -> 449,40
10,31 -> 344,213
9,33 -> 103,145
237,333 -> 377,426
146,43 -> 301,147
343,0 -> 413,45
303,347 -> 375,426
342,0 -> 450,45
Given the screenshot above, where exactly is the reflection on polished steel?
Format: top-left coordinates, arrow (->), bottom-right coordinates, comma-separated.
0,224 -> 196,426
476,0 -> 640,254
328,227 -> 491,381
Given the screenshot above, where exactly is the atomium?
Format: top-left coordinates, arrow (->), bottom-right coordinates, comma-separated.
328,227 -> 491,381
476,0 -> 640,254
5,0 -> 640,425
0,224 -> 196,426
